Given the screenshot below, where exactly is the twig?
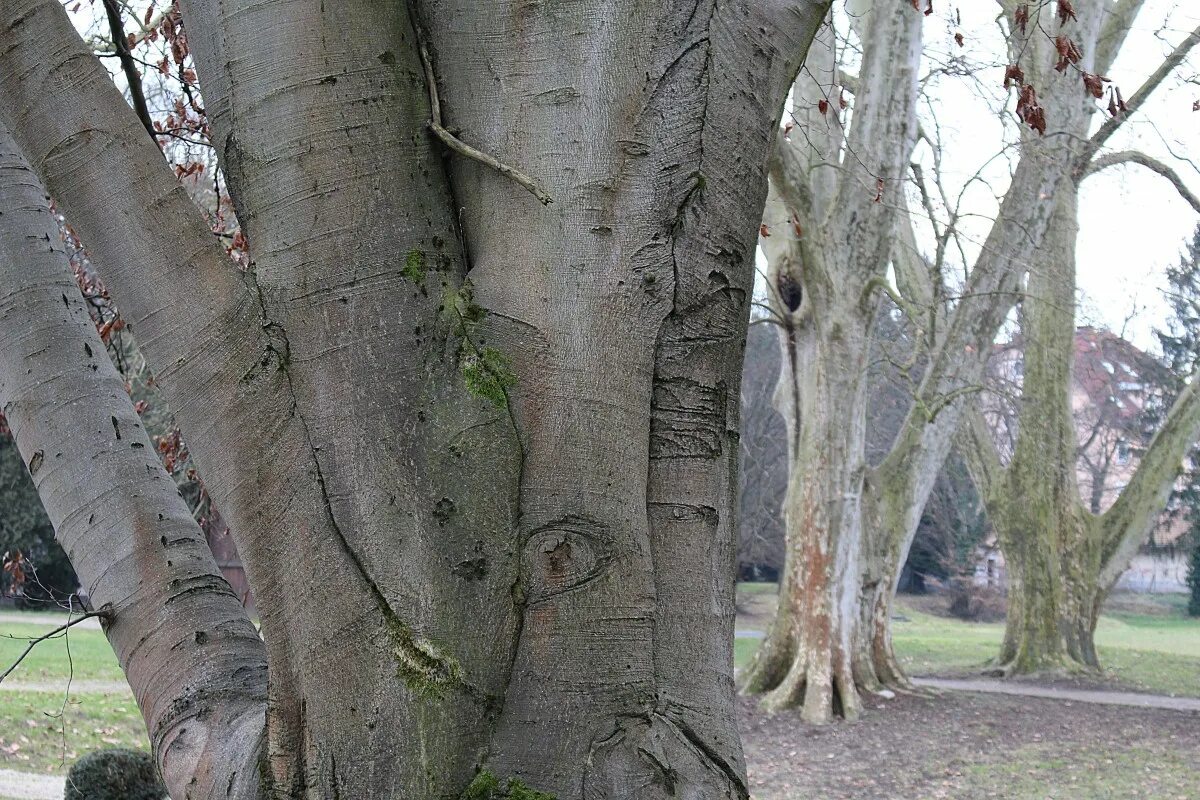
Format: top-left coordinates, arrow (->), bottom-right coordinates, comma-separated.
0,610 -> 107,685
100,0 -> 155,140
414,39 -> 553,206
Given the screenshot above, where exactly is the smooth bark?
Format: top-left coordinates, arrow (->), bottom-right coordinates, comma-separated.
739,0 -> 924,723
0,0 -> 830,795
0,123 -> 266,800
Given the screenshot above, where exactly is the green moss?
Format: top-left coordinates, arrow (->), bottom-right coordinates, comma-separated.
460,770 -> 501,800
383,616 -> 464,699
438,282 -> 517,407
440,281 -> 487,328
461,346 -> 517,408
458,771 -> 555,800
403,249 -> 427,285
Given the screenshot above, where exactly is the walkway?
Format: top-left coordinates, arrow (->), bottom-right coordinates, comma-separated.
914,677 -> 1200,712
0,769 -> 63,800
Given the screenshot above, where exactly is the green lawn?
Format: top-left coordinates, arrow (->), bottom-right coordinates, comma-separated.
0,621 -> 123,684
734,586 -> 1200,698
0,613 -> 143,776
0,690 -> 147,774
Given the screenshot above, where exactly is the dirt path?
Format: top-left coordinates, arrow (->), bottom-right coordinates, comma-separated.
914,677 -> 1200,712
0,768 -> 63,800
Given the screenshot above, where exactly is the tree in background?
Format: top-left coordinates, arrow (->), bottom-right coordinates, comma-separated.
742,0 -> 1133,720
961,11 -> 1200,673
0,432 -> 76,603
0,0 -> 829,796
738,324 -> 787,582
1153,223 -> 1200,616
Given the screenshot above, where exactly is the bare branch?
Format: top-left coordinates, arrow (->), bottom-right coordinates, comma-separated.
1099,375 -> 1200,585
100,0 -> 154,139
1084,150 -> 1200,214
0,122 -> 266,800
1078,22 -> 1200,172
0,611 -> 108,685
957,401 -> 1007,502
1094,0 -> 1149,77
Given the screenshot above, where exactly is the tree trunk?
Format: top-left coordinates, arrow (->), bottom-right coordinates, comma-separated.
0,0 -> 830,795
852,483 -> 915,691
739,299 -> 872,722
739,0 -> 923,724
983,175 -> 1200,676
0,123 -> 267,800
850,0 -> 1132,690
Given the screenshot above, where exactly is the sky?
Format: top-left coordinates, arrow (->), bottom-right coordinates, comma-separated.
923,1 -> 1200,352
77,2 -> 1199,352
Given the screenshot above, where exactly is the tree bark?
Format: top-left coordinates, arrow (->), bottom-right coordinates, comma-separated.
0,0 -> 831,795
0,122 -> 267,800
986,187 -> 1106,673
739,0 -> 923,723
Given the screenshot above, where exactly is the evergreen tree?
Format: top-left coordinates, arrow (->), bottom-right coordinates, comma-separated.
1154,223 -> 1200,616
0,432 -> 77,603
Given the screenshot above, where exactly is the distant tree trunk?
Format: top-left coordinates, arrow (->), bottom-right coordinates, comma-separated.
987,188 -> 1106,673
962,104 -> 1200,677
0,0 -> 829,795
738,1 -> 924,723
852,0 -> 1200,689
741,295 -> 873,721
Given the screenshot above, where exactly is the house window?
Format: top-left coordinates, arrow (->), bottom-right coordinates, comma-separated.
1116,439 -> 1132,465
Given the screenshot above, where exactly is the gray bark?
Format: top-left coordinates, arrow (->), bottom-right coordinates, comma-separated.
0,122 -> 266,800
739,0 -> 924,723
0,0 -> 830,795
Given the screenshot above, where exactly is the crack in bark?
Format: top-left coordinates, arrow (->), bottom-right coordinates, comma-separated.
657,711 -> 748,797
243,271 -> 489,709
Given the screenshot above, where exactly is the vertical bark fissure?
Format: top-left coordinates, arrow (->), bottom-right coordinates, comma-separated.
5,0 -> 831,793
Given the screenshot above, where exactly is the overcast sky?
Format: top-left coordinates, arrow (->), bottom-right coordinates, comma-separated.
925,1 -> 1200,352
77,2 -> 1198,353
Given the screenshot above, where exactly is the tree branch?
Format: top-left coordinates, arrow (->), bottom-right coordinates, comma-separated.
1084,150 -> 1200,214
0,122 -> 266,800
956,401 -> 1006,502
100,0 -> 154,139
1094,0 -> 1148,77
1099,376 -> 1200,586
0,611 -> 108,685
415,38 -> 552,206
1077,22 -> 1200,173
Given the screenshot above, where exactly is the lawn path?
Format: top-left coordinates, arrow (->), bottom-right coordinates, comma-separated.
0,679 -> 128,694
0,614 -> 101,631
914,677 -> 1200,711
0,769 -> 62,800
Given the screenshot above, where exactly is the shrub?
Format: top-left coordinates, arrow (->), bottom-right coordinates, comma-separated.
64,749 -> 166,800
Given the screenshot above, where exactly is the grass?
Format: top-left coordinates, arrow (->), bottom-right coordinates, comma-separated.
953,742 -> 1200,800
0,612 -> 144,776
733,585 -> 1200,698
0,690 -> 147,774
0,621 -> 123,683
